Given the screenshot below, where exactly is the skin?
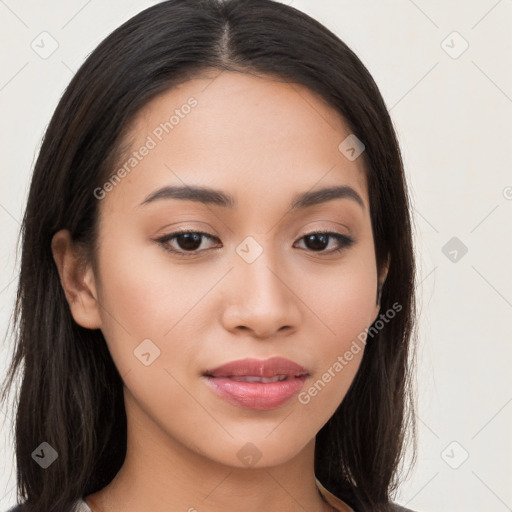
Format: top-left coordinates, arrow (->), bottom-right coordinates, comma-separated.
52,70 -> 388,512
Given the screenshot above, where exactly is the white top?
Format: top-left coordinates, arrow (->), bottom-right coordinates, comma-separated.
78,479 -> 354,512
75,500 -> 93,512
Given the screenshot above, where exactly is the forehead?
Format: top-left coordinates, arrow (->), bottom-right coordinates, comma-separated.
105,70 -> 369,212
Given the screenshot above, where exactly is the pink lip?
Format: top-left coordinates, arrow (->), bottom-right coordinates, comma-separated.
203,357 -> 309,410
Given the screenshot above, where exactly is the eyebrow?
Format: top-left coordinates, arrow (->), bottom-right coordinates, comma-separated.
140,184 -> 365,211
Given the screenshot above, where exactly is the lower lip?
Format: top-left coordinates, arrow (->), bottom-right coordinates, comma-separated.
204,376 -> 307,410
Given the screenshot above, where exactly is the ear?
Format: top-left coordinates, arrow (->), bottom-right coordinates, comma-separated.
371,253 -> 390,324
376,254 -> 390,306
51,229 -> 102,329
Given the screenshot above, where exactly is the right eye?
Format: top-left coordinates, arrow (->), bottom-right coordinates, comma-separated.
155,231 -> 221,256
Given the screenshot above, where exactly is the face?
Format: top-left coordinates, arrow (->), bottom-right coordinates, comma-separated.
69,70 -> 385,468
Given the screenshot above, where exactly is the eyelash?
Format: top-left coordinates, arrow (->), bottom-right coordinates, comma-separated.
155,229 -> 354,257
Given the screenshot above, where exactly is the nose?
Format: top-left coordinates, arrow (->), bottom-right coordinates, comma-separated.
220,249 -> 302,340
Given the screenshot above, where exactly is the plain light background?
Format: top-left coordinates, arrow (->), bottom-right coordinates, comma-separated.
1,1 -> 511,511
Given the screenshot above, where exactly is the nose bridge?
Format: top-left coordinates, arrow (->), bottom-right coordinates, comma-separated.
221,234 -> 300,337
237,234 -> 289,304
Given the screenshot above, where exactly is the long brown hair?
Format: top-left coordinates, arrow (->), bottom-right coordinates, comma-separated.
1,1 -> 417,511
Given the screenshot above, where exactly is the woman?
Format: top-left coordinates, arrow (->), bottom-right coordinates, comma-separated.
1,1 -> 417,511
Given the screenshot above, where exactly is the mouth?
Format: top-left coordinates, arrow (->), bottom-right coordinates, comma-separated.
203,357 -> 309,410
204,356 -> 308,379
225,375 -> 292,383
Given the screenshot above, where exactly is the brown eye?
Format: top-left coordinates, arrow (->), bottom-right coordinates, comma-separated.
304,233 -> 329,251
173,233 -> 203,251
295,231 -> 354,254
156,231 -> 220,256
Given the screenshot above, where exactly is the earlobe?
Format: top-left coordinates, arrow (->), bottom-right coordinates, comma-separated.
51,229 -> 102,330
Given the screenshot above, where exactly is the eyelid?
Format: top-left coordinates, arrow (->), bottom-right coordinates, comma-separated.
297,219 -> 351,235
154,227 -> 354,257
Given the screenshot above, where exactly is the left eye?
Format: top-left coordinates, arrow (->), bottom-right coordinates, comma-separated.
156,230 -> 354,256
294,231 -> 354,253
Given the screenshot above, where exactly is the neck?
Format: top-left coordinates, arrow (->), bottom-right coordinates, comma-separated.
86,391 -> 332,512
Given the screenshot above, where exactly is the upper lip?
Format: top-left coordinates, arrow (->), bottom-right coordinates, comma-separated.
204,357 -> 309,378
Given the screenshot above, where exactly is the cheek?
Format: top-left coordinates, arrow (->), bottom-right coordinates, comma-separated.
293,281 -> 375,427
293,253 -> 377,405
93,232 -> 227,380
95,235 -> 196,331
92,235 -> 172,368
301,255 -> 378,344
